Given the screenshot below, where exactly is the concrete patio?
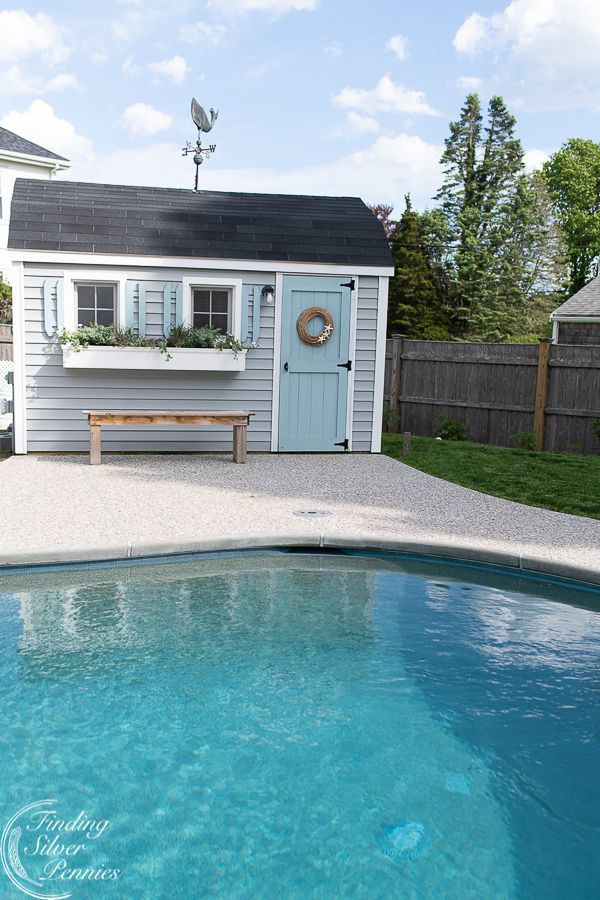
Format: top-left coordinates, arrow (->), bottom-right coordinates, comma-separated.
1,452 -> 599,584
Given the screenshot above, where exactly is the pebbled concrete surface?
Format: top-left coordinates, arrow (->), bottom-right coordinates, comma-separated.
0,452 -> 599,583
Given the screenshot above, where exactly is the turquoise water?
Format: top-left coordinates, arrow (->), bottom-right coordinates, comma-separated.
0,552 -> 599,899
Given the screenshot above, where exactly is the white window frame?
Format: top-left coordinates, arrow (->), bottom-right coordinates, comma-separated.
63,270 -> 127,331
182,275 -> 242,338
75,281 -> 118,328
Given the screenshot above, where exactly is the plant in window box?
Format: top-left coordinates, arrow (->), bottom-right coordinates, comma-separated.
59,325 -> 250,371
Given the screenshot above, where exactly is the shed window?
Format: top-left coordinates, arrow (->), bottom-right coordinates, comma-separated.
192,288 -> 231,333
77,284 -> 116,326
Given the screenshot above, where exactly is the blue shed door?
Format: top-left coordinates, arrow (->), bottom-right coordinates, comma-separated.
278,275 -> 352,451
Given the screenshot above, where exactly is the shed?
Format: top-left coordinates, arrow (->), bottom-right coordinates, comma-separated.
551,277 -> 600,345
8,178 -> 393,455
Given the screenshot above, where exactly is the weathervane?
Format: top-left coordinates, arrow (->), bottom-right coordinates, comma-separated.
182,98 -> 219,191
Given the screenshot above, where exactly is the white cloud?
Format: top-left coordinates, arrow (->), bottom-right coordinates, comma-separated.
333,74 -> 439,116
386,34 -> 408,61
119,103 -> 173,138
0,66 -> 77,95
180,20 -> 226,43
324,41 -> 342,59
345,111 -> 380,134
91,51 -> 109,65
524,148 -> 549,171
455,75 -> 483,90
453,0 -> 600,109
149,55 -> 188,84
0,10 -> 68,65
69,131 -> 441,210
453,12 -> 488,56
122,57 -> 140,76
207,0 -> 317,12
0,100 -> 93,162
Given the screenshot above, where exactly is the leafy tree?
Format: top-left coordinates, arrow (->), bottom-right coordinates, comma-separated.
369,203 -> 396,239
388,196 -> 451,339
542,138 -> 600,294
0,279 -> 11,325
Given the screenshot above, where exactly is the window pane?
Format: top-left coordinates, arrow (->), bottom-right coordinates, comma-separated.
96,308 -> 114,326
193,312 -> 211,328
193,290 -> 210,312
96,285 -> 114,308
212,314 -> 228,333
211,291 -> 229,313
77,285 -> 95,308
77,309 -> 95,326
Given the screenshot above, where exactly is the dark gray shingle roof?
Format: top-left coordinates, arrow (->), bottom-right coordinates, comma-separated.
553,276 -> 600,318
0,127 -> 68,162
8,179 -> 393,267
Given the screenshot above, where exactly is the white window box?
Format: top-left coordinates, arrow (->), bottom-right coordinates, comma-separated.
62,346 -> 247,372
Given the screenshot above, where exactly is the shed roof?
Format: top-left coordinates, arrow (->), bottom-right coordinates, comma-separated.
0,127 -> 68,162
552,276 -> 600,319
8,178 -> 393,268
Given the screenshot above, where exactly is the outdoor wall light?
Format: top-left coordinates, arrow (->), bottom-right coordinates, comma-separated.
261,284 -> 275,305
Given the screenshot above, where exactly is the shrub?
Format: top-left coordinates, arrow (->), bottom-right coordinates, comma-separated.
509,430 -> 537,451
434,415 -> 468,441
60,324 -> 248,357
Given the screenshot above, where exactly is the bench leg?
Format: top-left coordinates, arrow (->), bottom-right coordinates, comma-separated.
233,424 -> 247,463
90,424 -> 102,465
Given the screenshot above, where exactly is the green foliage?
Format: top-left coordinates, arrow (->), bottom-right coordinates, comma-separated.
388,195 -> 451,339
434,415 -> 468,441
60,324 -> 248,357
542,139 -> 600,294
434,94 -> 565,341
509,430 -> 537,451
0,279 -> 12,325
591,419 -> 600,449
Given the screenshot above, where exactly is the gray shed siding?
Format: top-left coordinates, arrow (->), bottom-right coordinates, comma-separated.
22,265 -> 382,452
352,276 -> 378,451
24,265 -> 274,452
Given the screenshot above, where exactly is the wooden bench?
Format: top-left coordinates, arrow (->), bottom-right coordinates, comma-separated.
83,410 -> 255,465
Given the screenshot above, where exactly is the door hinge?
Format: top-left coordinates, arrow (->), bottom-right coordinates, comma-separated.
340,279 -> 355,290
334,438 -> 349,450
337,360 -> 352,371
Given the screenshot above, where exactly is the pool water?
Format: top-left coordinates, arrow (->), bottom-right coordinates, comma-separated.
0,552 -> 599,899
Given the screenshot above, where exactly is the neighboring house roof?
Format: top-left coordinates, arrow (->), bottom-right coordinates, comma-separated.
7,178 -> 393,267
0,127 -> 68,163
552,276 -> 600,318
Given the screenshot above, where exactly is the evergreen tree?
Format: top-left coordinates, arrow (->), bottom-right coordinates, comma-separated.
436,93 -> 532,339
388,196 -> 450,339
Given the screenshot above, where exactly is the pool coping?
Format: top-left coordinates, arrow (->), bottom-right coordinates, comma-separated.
1,532 -> 599,587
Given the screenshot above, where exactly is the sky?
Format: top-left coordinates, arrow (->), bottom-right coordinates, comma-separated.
0,0 -> 599,212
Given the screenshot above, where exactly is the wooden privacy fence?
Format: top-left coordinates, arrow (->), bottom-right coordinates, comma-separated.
384,335 -> 600,454
0,325 -> 12,362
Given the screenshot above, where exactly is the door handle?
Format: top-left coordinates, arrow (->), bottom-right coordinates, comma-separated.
284,361 -> 289,372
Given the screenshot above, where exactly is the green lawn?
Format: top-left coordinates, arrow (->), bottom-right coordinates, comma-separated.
382,434 -> 600,520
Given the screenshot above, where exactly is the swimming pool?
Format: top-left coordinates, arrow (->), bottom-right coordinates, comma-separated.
0,551 -> 598,899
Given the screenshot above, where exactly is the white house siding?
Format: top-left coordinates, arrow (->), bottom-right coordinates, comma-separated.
23,265 -> 275,452
352,276 -> 378,451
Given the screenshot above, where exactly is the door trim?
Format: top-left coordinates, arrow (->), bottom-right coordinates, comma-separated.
271,272 -> 356,452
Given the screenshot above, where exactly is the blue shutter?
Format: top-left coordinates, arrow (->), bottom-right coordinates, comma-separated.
125,281 -> 136,330
252,286 -> 262,345
42,280 -> 54,337
138,283 -> 147,336
163,283 -> 172,336
55,279 -> 64,331
241,285 -> 253,342
174,282 -> 183,326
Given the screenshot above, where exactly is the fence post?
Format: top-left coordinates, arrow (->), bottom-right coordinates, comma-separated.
533,338 -> 551,451
388,334 -> 404,434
